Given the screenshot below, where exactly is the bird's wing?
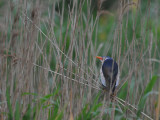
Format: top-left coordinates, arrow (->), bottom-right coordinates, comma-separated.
100,68 -> 106,87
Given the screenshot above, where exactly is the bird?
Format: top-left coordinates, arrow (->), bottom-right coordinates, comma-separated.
96,56 -> 119,99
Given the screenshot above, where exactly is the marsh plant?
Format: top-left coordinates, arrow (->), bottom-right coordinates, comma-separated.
0,0 -> 160,120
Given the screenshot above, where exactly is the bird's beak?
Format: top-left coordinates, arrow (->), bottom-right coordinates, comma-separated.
96,56 -> 103,60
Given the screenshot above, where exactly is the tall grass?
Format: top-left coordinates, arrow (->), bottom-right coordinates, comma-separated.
0,0 -> 160,119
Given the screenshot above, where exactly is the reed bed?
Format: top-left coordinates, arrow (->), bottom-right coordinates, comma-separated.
0,0 -> 160,119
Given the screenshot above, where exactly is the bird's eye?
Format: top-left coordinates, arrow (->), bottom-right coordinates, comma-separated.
102,57 -> 106,61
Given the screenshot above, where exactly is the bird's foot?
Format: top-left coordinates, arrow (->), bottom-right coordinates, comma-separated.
110,92 -> 116,101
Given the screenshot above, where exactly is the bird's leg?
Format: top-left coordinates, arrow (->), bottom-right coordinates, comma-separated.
110,91 -> 117,101
110,93 -> 116,99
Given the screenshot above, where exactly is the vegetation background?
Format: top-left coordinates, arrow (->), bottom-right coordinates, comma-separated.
0,0 -> 160,119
